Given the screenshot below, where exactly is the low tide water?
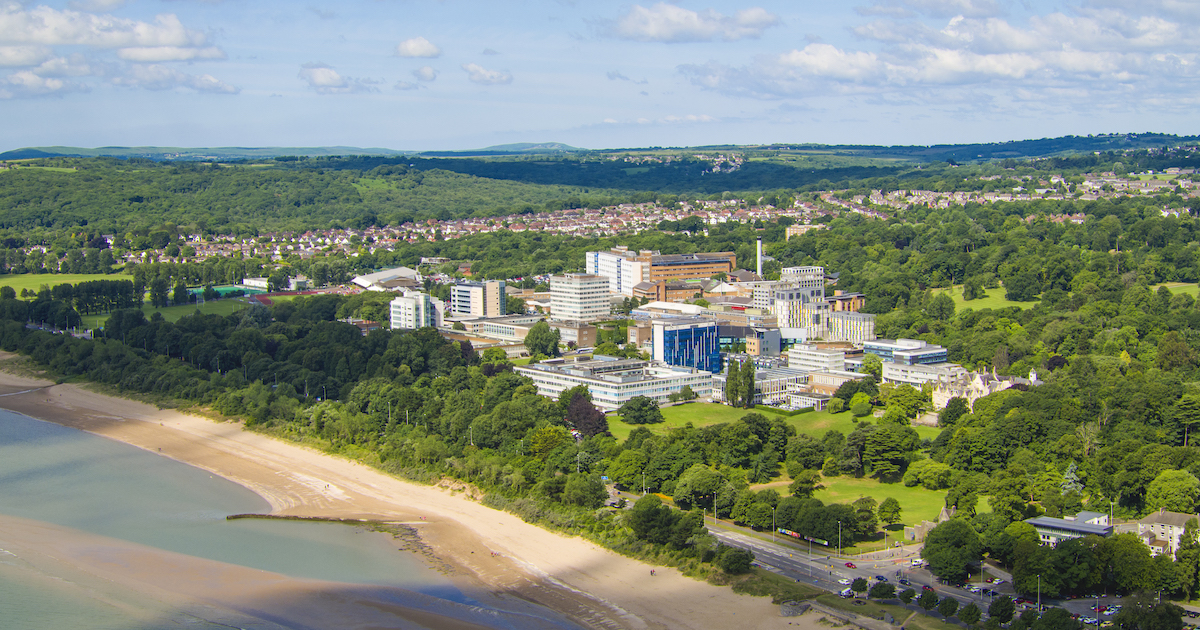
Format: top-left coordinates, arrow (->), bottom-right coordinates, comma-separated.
0,409 -> 563,629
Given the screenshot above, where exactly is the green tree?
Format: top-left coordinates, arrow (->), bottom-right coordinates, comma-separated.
868,581 -> 895,599
928,292 -> 955,321
861,353 -> 883,379
717,547 -> 754,574
788,469 -> 824,498
878,497 -> 902,527
898,588 -> 916,604
938,397 -> 969,427
724,360 -> 741,405
1146,469 -> 1200,514
523,321 -> 561,357
618,396 -> 663,425
938,596 -> 959,618
918,589 -> 939,611
922,519 -> 982,583
1111,598 -> 1185,630
959,602 -> 981,624
853,496 -> 878,538
1031,607 -> 1082,630
739,360 -> 755,408
1174,394 -> 1200,448
851,577 -> 868,595
989,596 -> 1015,623
562,473 -> 608,508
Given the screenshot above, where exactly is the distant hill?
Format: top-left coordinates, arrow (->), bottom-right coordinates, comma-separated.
417,142 -> 584,157
0,146 -> 413,161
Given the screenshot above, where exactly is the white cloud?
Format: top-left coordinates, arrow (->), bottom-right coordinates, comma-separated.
297,62 -> 376,94
0,45 -> 51,67
68,0 -> 126,11
607,3 -> 780,42
778,44 -> 885,82
462,62 -> 511,85
0,4 -> 210,48
117,46 -> 226,62
856,0 -> 1004,19
395,36 -> 441,58
113,64 -> 237,93
412,65 -> 438,82
394,80 -> 419,90
0,69 -> 76,98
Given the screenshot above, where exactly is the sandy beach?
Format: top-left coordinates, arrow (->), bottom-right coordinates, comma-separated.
0,359 -> 824,630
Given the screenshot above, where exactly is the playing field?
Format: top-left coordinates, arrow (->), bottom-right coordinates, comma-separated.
933,284 -> 1037,311
81,298 -> 249,329
1153,282 -> 1200,298
0,273 -> 117,294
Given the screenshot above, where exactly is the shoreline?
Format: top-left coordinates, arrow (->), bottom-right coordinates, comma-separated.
0,359 -> 819,630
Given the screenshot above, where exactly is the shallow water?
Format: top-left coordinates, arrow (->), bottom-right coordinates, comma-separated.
0,409 -> 573,629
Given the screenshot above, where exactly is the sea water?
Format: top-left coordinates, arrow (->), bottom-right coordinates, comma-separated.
0,409 -> 547,629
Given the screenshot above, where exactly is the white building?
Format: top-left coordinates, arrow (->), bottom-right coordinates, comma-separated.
1026,513 -> 1112,547
353,266 -> 422,292
451,280 -> 505,318
389,292 -> 442,330
1138,509 -> 1199,558
787,344 -> 846,372
550,273 -> 610,322
515,356 -> 713,411
882,362 -> 967,387
586,247 -> 648,297
827,312 -> 876,344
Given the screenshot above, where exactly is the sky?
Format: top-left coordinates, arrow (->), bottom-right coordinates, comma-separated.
1,0 -> 1199,151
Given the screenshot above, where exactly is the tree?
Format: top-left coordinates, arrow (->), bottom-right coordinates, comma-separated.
1111,598 -> 1185,630
918,589 -> 939,611
739,360 -> 755,408
922,519 -> 982,583
717,547 -> 754,574
878,497 -> 902,527
523,321 -> 561,357
928,292 -> 955,321
868,581 -> 895,599
562,473 -> 608,508
724,360 -> 741,405
938,596 -> 959,618
1174,394 -> 1200,447
1146,469 -> 1200,515
567,392 -> 608,437
789,469 -> 824,498
898,588 -> 916,604
959,602 -> 981,624
861,353 -> 883,379
1031,608 -> 1082,630
851,577 -> 868,595
853,496 -> 879,538
989,596 -> 1015,623
149,277 -> 169,308
938,397 -> 969,427
618,396 -> 663,425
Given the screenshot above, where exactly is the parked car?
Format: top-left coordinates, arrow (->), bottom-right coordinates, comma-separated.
874,575 -> 888,582
845,562 -> 857,569
992,578 -> 1005,585
899,578 -> 911,586
838,578 -> 852,585
840,588 -> 854,598
911,558 -> 924,567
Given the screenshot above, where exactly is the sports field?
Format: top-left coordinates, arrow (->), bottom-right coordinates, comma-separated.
81,298 -> 249,329
0,273 -> 116,294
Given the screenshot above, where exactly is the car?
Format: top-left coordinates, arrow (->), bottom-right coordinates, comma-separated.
982,589 -> 996,596
1186,611 -> 1199,619
1081,617 -> 1098,625
1092,605 -> 1107,612
845,562 -> 857,569
1102,609 -> 1117,616
899,578 -> 911,586
911,558 -> 924,567
840,588 -> 854,598
838,578 -> 852,585
992,578 -> 1005,585
922,585 -> 935,592
874,575 -> 888,582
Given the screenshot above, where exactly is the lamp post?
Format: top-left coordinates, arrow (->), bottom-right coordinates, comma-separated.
838,521 -> 842,555
772,507 -> 777,543
1037,574 -> 1041,612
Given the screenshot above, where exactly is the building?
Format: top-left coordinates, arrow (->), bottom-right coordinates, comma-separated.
745,327 -> 781,357
788,344 -> 846,372
864,339 -> 948,365
882,362 -> 967,387
651,317 -> 721,373
785,224 -> 826,240
389,292 -> 442,330
931,369 -> 1020,410
827,312 -> 875,344
631,279 -> 708,303
549,273 -> 610,322
586,246 -> 736,296
1138,509 -> 1199,558
713,366 -> 810,406
452,314 -> 596,347
807,370 -> 867,396
827,290 -> 866,312
1025,513 -> 1113,547
515,355 -> 713,411
353,266 -> 422,292
451,280 -> 506,318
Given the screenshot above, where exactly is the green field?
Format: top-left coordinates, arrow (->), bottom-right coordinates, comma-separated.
933,284 -> 1038,311
814,476 -> 947,526
1153,282 -> 1200,298
608,402 -> 942,444
0,273 -> 118,294
81,298 -> 249,329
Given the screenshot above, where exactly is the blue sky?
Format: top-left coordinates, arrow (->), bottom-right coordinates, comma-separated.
1,0 -> 1198,151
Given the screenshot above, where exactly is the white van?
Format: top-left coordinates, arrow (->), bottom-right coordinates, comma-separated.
840,588 -> 854,598
911,558 -> 924,567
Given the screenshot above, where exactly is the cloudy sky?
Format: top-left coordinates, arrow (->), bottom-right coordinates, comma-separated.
1,0 -> 1198,151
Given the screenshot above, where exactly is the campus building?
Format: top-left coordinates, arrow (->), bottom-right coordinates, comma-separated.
586,246 -> 736,296
1138,509 -> 1200,558
549,273 -> 610,322
515,356 -> 713,411
827,311 -> 876,344
451,280 -> 505,318
864,339 -> 948,365
651,317 -> 721,373
389,292 -> 442,330
1025,513 -> 1112,547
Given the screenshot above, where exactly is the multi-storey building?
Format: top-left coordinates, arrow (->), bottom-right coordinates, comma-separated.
586,246 -> 736,296
515,356 -> 713,411
864,338 -> 948,365
451,280 -> 505,317
827,311 -> 875,344
550,273 -> 610,322
651,317 -> 721,373
389,292 -> 442,329
787,344 -> 847,372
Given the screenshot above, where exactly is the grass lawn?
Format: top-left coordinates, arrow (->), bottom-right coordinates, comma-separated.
0,273 -> 118,294
81,298 -> 249,329
1153,282 -> 1200,299
814,476 -> 947,528
933,284 -> 1037,311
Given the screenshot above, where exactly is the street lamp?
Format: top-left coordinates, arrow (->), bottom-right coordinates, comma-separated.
1037,574 -> 1041,612
838,521 -> 842,555
772,506 -> 776,543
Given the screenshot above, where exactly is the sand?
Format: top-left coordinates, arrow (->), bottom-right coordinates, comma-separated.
0,360 -> 823,630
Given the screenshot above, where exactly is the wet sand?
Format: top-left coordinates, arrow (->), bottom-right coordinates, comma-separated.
0,358 -> 822,630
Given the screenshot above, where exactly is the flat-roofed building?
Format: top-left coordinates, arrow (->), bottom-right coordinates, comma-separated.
451,280 -> 505,317
515,355 -> 713,411
865,338 -> 948,365
713,366 -> 809,406
550,273 -> 610,322
807,370 -> 867,395
1026,514 -> 1113,547
827,311 -> 876,344
788,344 -> 846,372
586,246 -> 736,295
652,317 -> 721,373
389,292 -> 442,330
882,361 -> 967,387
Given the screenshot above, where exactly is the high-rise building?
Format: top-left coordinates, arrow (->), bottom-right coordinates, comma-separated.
390,292 -> 442,330
651,317 -> 721,373
451,280 -> 505,317
827,312 -> 876,344
550,273 -> 610,321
